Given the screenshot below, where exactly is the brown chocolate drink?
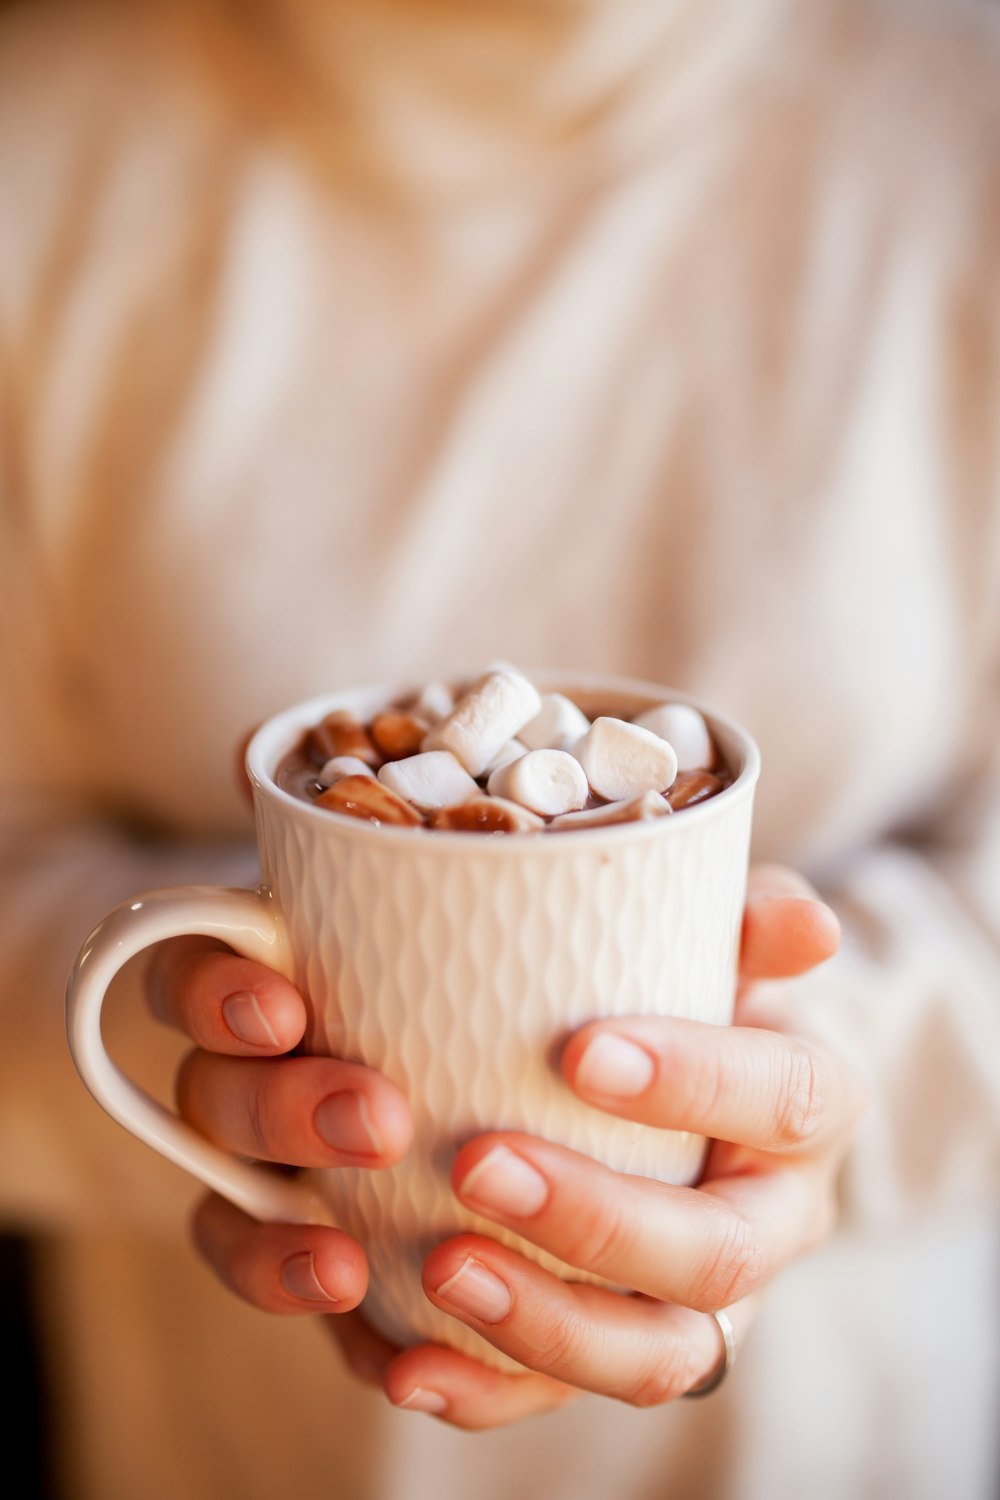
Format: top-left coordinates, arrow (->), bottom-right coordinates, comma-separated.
277,672 -> 732,833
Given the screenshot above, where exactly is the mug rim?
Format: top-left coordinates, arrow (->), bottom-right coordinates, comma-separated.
246,670 -> 761,855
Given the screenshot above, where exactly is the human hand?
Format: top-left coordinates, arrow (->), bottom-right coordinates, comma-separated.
144,933 -> 412,1312
168,851 -> 860,1428
366,863 -> 861,1427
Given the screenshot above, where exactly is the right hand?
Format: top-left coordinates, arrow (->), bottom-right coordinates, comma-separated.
145,876 -> 846,1432
144,936 -> 412,1316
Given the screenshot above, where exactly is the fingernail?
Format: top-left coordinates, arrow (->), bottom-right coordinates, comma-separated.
222,991 -> 280,1048
575,1034 -> 655,1097
395,1386 -> 449,1414
280,1251 -> 339,1303
433,1257 -> 511,1324
314,1092 -> 382,1156
458,1145 -> 549,1217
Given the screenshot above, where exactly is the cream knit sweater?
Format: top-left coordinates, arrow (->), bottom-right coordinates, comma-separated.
1,1 -> 999,1496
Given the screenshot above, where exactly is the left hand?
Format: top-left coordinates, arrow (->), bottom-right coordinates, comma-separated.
338,862 -> 864,1428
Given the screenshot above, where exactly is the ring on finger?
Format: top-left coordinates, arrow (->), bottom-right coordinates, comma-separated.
683,1308 -> 736,1398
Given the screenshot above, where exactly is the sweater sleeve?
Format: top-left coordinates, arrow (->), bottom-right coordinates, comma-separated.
751,733 -> 1000,1231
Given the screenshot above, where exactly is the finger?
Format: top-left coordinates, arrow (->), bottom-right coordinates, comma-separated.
383,1342 -> 579,1429
563,1016 -> 865,1155
320,1296 -> 578,1429
191,1193 -> 368,1313
176,1053 -> 413,1167
323,1308 -> 399,1388
320,1296 -> 578,1427
451,1133 -> 823,1311
145,936 -> 307,1055
740,864 -> 840,980
423,1233 -> 758,1406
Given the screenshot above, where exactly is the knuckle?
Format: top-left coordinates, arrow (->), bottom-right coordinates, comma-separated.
628,1344 -> 703,1408
524,1306 -> 583,1377
677,1044 -> 728,1127
774,1042 -> 824,1146
561,1198 -> 639,1280
244,1071 -> 276,1157
689,1204 -> 765,1310
144,936 -> 225,1031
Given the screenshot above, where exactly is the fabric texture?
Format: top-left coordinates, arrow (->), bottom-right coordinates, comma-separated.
1,0 -> 999,1495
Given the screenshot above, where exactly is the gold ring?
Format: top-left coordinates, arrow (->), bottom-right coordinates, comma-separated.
683,1308 -> 736,1398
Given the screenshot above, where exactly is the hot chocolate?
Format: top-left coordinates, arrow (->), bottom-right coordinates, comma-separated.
276,667 -> 732,833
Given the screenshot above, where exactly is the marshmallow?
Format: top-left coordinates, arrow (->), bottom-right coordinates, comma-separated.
573,717 -> 678,801
378,751 -> 479,812
422,669 -> 542,776
371,711 -> 429,760
520,693 -> 591,752
632,703 -> 716,773
487,748 -> 589,817
414,680 -> 455,723
550,791 -> 672,830
316,775 -> 423,827
666,770 -> 726,810
307,711 -> 380,767
430,796 -> 545,833
483,738 -> 527,775
319,756 -> 376,786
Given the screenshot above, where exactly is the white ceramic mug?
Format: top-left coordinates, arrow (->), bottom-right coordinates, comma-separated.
66,672 -> 759,1369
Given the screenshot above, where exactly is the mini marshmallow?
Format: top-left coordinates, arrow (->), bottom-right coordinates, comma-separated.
666,770 -> 725,810
550,790 -> 672,830
519,693 -> 591,752
430,795 -> 545,833
487,748 -> 589,816
307,711 -> 380,766
371,711 -> 429,760
573,717 -> 678,801
414,680 -> 455,723
483,738 -> 527,775
378,751 -> 479,812
422,669 -> 542,776
319,756 -> 376,786
632,703 -> 715,772
316,775 -> 423,826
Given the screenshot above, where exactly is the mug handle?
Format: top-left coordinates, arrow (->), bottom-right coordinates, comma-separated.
66,885 -> 333,1226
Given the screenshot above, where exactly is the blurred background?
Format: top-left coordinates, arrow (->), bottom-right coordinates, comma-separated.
2,0 -> 1000,1496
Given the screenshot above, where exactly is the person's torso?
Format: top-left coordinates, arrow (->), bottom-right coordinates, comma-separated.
2,0 -> 998,870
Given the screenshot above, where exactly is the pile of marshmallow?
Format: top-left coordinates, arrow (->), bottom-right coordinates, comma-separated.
300,666 -> 725,833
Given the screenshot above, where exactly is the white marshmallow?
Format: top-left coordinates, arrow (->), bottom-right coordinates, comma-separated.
573,717 -> 678,801
422,669 -> 542,776
319,756 -> 376,786
632,703 -> 715,773
414,680 -> 455,723
550,791 -> 672,830
519,693 -> 591,752
483,738 -> 527,775
378,751 -> 479,812
487,749 -> 589,817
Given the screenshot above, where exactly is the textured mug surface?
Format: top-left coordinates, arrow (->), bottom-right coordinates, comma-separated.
247,673 -> 759,1367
